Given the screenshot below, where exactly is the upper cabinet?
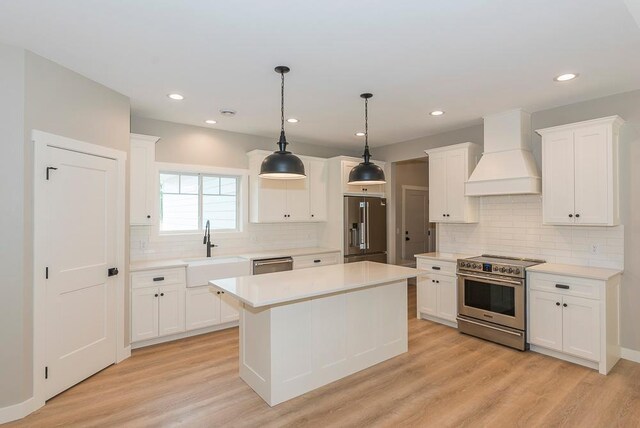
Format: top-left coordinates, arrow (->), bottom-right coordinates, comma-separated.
341,159 -> 386,195
130,133 -> 159,225
537,116 -> 624,226
425,142 -> 480,223
248,150 -> 327,223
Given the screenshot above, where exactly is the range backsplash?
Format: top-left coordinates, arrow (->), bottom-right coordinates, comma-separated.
130,222 -> 322,262
438,195 -> 624,269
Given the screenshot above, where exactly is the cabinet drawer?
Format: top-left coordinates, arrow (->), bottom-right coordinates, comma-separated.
293,252 -> 340,270
416,259 -> 456,276
131,267 -> 186,289
528,273 -> 602,300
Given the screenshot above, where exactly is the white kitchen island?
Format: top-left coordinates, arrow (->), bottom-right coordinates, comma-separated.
210,261 -> 418,406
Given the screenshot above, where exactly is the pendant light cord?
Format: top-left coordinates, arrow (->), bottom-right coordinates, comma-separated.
362,96 -> 371,164
280,71 -> 285,134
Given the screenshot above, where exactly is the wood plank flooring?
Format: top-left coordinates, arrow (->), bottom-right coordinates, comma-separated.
8,284 -> 640,427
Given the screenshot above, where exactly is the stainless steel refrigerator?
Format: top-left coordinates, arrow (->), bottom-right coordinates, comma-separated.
344,196 -> 387,264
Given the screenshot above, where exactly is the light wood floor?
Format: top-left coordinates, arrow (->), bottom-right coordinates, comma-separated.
9,284 -> 640,427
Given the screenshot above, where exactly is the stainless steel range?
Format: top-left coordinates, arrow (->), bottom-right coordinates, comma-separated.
456,255 -> 545,351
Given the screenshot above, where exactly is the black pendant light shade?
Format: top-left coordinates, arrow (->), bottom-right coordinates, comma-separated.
260,66 -> 306,179
348,93 -> 386,185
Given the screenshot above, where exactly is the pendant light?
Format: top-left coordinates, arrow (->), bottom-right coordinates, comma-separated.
259,66 -> 306,179
348,93 -> 386,185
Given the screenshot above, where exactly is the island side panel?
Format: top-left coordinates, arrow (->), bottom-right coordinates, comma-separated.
268,280 -> 408,406
239,304 -> 272,404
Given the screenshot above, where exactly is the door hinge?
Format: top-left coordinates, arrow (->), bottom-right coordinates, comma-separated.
45,366 -> 48,379
45,267 -> 49,279
46,166 -> 58,180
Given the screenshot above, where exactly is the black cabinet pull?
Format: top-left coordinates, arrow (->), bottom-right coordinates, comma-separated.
431,266 -> 441,270
153,277 -> 165,282
569,214 -> 573,218
160,293 -> 164,297
154,293 -> 158,297
436,280 -> 440,283
446,214 -> 450,217
314,259 -> 321,263
442,214 -> 446,217
575,214 -> 580,218
555,284 -> 570,290
216,291 -> 221,295
563,303 -> 568,307
432,280 -> 435,283
147,215 -> 151,219
556,302 -> 561,306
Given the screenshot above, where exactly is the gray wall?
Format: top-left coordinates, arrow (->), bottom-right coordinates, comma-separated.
131,116 -> 360,168
0,43 -> 27,408
0,47 -> 130,408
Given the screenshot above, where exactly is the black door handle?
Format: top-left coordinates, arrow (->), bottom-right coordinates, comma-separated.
108,267 -> 119,277
555,284 -> 570,290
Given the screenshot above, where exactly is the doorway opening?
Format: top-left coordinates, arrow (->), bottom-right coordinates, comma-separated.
393,158 -> 435,266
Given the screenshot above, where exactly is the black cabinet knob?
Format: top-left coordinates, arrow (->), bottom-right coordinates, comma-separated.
563,303 -> 568,307
154,294 -> 158,297
216,291 -> 221,295
556,302 -> 561,306
160,293 -> 164,297
569,214 -> 573,218
432,280 -> 435,283
311,214 -> 314,217
147,215 -> 151,219
575,214 -> 580,218
446,214 -> 450,217
436,280 -> 440,283
442,214 -> 446,217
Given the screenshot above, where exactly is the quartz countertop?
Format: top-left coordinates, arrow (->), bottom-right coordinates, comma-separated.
526,263 -> 623,281
414,252 -> 477,263
210,261 -> 419,308
130,247 -> 341,272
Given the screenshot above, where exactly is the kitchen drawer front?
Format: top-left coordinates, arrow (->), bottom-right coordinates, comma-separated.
528,273 -> 602,300
293,252 -> 341,270
416,259 -> 456,276
131,268 -> 186,289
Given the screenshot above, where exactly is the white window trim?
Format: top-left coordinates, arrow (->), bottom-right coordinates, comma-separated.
151,162 -> 249,242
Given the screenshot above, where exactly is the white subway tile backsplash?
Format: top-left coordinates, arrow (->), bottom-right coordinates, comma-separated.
438,195 -> 624,269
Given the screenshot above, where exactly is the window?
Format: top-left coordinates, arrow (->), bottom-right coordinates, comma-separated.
159,172 -> 239,232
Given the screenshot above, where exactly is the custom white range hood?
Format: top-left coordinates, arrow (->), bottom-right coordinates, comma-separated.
465,109 -> 541,196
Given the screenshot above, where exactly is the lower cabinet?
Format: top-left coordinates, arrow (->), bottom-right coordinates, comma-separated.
417,273 -> 457,324
527,271 -> 620,374
185,287 -> 240,331
131,283 -> 185,343
292,251 -> 341,270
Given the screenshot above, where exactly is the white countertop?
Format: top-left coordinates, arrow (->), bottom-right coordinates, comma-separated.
130,247 -> 341,272
210,261 -> 419,308
526,263 -> 623,281
414,252 -> 477,263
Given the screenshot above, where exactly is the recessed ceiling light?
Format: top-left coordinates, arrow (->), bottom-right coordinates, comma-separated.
167,93 -> 184,100
287,118 -> 299,123
220,109 -> 236,116
355,132 -> 365,137
429,110 -> 445,116
205,120 -> 217,124
554,73 -> 578,82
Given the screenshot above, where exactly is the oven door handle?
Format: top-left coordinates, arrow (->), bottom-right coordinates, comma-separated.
458,273 -> 522,286
457,317 -> 523,337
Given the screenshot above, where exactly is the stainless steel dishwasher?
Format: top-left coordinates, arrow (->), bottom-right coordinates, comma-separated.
252,257 -> 294,275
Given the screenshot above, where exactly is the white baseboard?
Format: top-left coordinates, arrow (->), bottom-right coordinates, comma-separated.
131,322 -> 238,349
0,397 -> 44,424
621,347 -> 640,363
117,345 -> 131,363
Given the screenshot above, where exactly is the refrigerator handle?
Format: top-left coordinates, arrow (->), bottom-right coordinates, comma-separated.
359,202 -> 366,250
366,201 -> 371,249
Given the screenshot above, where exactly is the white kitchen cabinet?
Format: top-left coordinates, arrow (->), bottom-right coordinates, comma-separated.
130,133 -> 159,225
537,116 -> 623,226
220,291 -> 240,323
131,268 -> 186,344
527,267 -> 621,374
185,287 -> 239,331
341,159 -> 385,195
425,142 -> 480,223
292,251 -> 341,270
248,150 -> 328,223
415,258 -> 458,326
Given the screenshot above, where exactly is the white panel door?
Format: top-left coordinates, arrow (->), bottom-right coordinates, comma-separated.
573,125 -> 609,225
308,159 -> 328,221
131,287 -> 159,342
45,146 -> 117,399
417,276 -> 438,317
220,291 -> 240,323
428,153 -> 447,221
562,296 -> 600,362
529,290 -> 563,351
445,150 -> 466,222
186,287 -> 220,331
542,131 -> 575,224
286,160 -> 310,221
158,284 -> 185,337
129,139 -> 155,225
436,276 -> 457,322
256,176 -> 287,222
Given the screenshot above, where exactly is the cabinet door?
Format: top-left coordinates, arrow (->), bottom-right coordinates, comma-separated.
309,159 -> 328,221
130,140 -> 155,225
428,153 -> 447,222
286,160 -> 310,221
131,287 -> 159,342
220,291 -> 240,323
445,149 -> 466,222
256,176 -> 287,222
185,286 -> 220,331
573,125 -> 609,225
562,295 -> 600,362
417,275 -> 438,317
158,285 -> 185,337
529,290 -> 563,351
542,131 -> 575,224
436,275 -> 457,322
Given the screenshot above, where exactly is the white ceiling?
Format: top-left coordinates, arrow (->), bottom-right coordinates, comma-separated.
1,0 -> 640,147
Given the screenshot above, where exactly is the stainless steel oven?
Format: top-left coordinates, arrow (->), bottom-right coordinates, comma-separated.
456,255 -> 544,351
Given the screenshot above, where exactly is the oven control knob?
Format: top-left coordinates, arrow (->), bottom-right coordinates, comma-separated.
514,268 -> 521,275
493,266 -> 498,272
507,267 -> 514,274
499,267 -> 506,273
474,263 -> 480,269
464,262 -> 470,268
